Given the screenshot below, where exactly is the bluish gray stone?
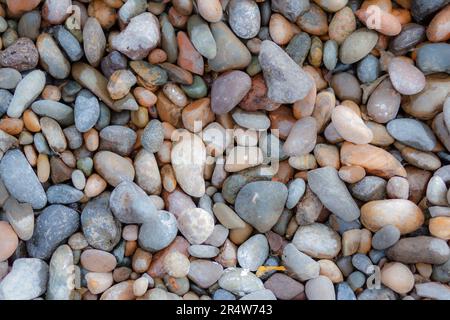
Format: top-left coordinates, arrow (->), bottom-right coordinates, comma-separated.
47,184 -> 84,204
387,118 -> 437,152
416,43 -> 450,74
285,32 -> 311,66
323,40 -> 338,71
237,234 -> 269,271
336,282 -> 357,300
228,0 -> 261,39
286,178 -> 306,209
350,176 -> 387,202
372,225 -> 401,250
27,205 -> 79,259
307,167 -> 360,222
0,149 -> 47,209
271,0 -> 310,22
213,289 -> 236,300
0,258 -> 48,300
81,193 -> 121,252
235,181 -> 288,233
358,287 -> 397,300
347,271 -> 366,290
75,89 -> 100,133
141,119 -> 164,153
51,26 -> 83,61
352,254 -> 373,275
357,54 -> 380,83
31,100 -> 74,127
0,89 -> 12,117
138,210 -> 178,252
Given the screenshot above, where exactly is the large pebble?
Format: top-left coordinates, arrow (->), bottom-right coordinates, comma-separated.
387,118 -> 437,152
178,208 -> 214,245
0,149 -> 47,209
228,0 -> 261,39
388,58 -> 426,95
339,28 -> 378,64
0,221 -> 18,262
211,71 -> 251,115
293,223 -> 341,259
282,243 -> 320,281
331,105 -> 373,144
7,70 -> 46,118
171,131 -> 206,197
234,181 -> 288,233
283,117 -> 317,156
218,268 -> 264,297
3,198 -> 34,241
237,234 -> 269,271
387,236 -> 450,264
139,210 -> 178,252
259,40 -> 313,103
27,205 -> 79,260
305,276 -> 336,300
0,38 -> 39,72
307,167 -> 360,222
37,33 -> 71,79
94,151 -> 135,187
46,245 -> 75,300
0,258 -> 48,300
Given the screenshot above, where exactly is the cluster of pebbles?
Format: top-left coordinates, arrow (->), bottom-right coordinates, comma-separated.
0,0 -> 450,301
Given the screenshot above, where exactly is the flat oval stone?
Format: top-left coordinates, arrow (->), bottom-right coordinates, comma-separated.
293,223 -> 341,259
389,23 -> 426,56
305,276 -> 336,300
232,108 -> 270,130
361,199 -> 424,235
228,0 -> 261,39
416,43 -> 450,74
388,58 -> 426,95
47,184 -> 84,204
0,149 -> 47,209
188,245 -> 220,259
178,208 -> 215,245
74,89 -> 100,133
72,63 -> 114,108
208,22 -> 252,72
259,40 -> 313,103
37,33 -> 71,79
286,32 -> 311,65
427,5 -> 450,42
171,131 -> 206,197
283,117 -> 317,156
94,151 -> 135,187
411,0 -> 448,23
332,105 -> 373,145
282,243 -> 320,281
367,79 -> 401,124
350,176 -> 387,202
339,28 -> 378,65
340,142 -> 407,179
134,150 -> 161,195
235,181 -> 288,233
27,205 -> 79,259
51,25 -> 83,62
357,55 -> 380,84
139,210 -> 178,252
0,68 -> 21,90
46,245 -> 75,300
329,7 -> 356,44
188,260 -> 223,289
187,15 -> 217,60
83,17 -> 106,67
237,234 -> 269,271
32,100 -> 74,127
81,249 -> 117,273
372,225 -> 401,250
387,236 -> 450,264
211,71 -> 251,115
387,118 -> 437,152
7,70 -> 46,118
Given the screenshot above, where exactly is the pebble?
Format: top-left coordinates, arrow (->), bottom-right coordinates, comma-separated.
218,268 -> 264,297
307,167 -> 360,222
27,205 -> 79,260
211,71 -> 251,115
0,258 -> 48,300
387,236 -> 450,264
94,151 -> 135,187
47,245 -> 75,300
416,43 -> 450,74
0,149 -> 47,209
3,197 -> 34,241
187,15 -> 217,60
234,181 -> 288,233
340,28 -> 378,64
51,25 -> 83,62
264,273 -> 304,300
7,69 -> 46,118
286,178 -> 306,209
212,203 -> 246,229
111,13 -> 160,60
415,282 -> 450,300
178,208 -> 215,245
388,58 -> 426,95
350,176 -> 387,202
259,40 -> 313,103
37,33 -> 71,79
208,22 -> 251,72
361,199 -> 424,235
429,217 -> 450,240
81,249 -> 117,273
332,105 -> 373,144
47,184 -> 84,204
357,55 -> 380,84
387,118 -> 437,152
141,119 -> 164,154
81,196 -> 121,251
282,243 -> 320,281
228,0 -> 261,39
285,32 -> 311,66
367,79 -> 401,124
0,221 -> 19,262
237,234 -> 269,271
381,262 -> 415,294
336,282 -> 356,300
0,38 -> 39,71
305,276 -> 336,300
372,225 -> 401,250
271,0 -> 310,22
283,117 -> 317,156
139,210 -> 178,252
188,245 -> 220,259
0,68 -> 22,90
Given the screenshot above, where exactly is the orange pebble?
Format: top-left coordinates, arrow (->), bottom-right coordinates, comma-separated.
148,48 -> 167,64
0,118 -> 23,135
23,110 -> 41,132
